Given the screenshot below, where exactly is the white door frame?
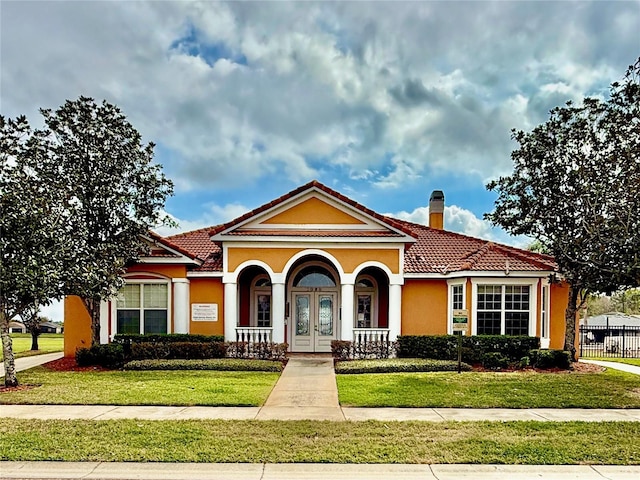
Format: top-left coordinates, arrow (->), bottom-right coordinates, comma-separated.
291,288 -> 339,352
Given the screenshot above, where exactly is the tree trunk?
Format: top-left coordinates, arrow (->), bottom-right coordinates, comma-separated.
564,285 -> 580,362
31,331 -> 39,351
83,297 -> 102,347
1,311 -> 19,387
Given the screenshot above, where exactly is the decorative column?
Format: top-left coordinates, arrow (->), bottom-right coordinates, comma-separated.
224,282 -> 238,342
271,282 -> 285,343
388,283 -> 402,341
341,283 -> 355,342
172,278 -> 190,334
100,300 -> 109,344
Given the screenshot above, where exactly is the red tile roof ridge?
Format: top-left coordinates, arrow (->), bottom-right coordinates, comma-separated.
146,230 -> 201,261
166,225 -> 216,240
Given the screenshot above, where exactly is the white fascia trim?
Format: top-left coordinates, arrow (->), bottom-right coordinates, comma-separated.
140,235 -> 202,265
222,241 -> 409,250
213,235 -> 411,244
139,257 -> 201,265
404,271 -> 553,279
186,271 -> 224,278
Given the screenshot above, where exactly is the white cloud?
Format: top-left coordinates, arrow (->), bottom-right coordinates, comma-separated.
154,203 -> 250,236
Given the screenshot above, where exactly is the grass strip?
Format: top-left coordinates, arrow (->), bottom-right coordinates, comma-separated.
584,358 -> 640,367
123,358 -> 283,372
0,368 -> 279,406
0,419 -> 639,464
337,369 -> 640,408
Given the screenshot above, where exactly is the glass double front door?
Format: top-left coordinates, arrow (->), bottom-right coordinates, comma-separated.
292,291 -> 338,352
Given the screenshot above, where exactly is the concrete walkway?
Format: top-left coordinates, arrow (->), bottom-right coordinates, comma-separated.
580,358 -> 640,375
0,352 -> 63,377
2,461 -> 640,480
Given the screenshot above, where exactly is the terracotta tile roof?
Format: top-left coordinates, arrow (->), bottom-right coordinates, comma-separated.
393,218 -> 557,274
209,180 -> 416,238
226,229 -> 403,237
165,227 -> 222,271
145,231 -> 201,262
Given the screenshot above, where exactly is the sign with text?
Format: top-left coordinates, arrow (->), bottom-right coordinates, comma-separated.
192,303 -> 218,322
452,309 -> 468,332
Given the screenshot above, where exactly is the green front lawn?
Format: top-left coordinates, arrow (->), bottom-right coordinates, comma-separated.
337,369 -> 640,408
1,419 -> 639,464
0,334 -> 63,360
0,368 -> 279,406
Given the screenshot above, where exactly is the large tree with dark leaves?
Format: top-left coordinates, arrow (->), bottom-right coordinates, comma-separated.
486,59 -> 640,359
0,116 -> 67,386
43,97 -> 174,346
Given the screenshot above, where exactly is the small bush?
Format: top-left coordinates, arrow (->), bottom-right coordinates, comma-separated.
529,349 -> 572,370
226,342 -> 288,361
481,352 -> 510,370
331,341 -> 353,361
123,358 -> 283,372
335,358 -> 472,374
75,344 -> 125,368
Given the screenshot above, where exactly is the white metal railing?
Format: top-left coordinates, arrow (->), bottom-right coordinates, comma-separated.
235,327 -> 273,344
353,328 -> 390,345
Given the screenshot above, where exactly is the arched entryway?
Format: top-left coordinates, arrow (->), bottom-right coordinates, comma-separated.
287,256 -> 340,352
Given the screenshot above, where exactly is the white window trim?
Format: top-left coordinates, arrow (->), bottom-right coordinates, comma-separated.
111,279 -> 172,337
447,279 -> 467,334
540,280 -> 551,348
251,274 -> 272,328
354,274 -> 378,329
471,278 -> 538,337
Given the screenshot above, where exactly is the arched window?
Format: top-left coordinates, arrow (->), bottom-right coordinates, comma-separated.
251,275 -> 272,327
355,275 -> 377,328
293,266 -> 336,287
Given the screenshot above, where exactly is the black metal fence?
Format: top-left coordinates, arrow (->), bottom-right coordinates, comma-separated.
579,325 -> 640,358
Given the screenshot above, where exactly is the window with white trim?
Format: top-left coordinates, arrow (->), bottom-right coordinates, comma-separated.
252,276 -> 272,327
476,284 -> 531,335
541,283 -> 549,339
355,276 -> 377,328
452,284 -> 464,310
116,283 -> 169,334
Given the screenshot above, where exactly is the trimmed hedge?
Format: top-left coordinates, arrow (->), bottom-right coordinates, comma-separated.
130,341 -> 228,360
76,344 -> 125,368
529,349 -> 572,370
123,358 -> 283,372
113,334 -> 225,344
397,335 -> 540,363
335,358 -> 472,374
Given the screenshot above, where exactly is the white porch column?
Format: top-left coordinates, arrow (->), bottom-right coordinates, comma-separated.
388,283 -> 402,341
172,278 -> 190,334
224,282 -> 238,342
271,282 -> 285,343
341,283 -> 355,342
100,300 -> 109,344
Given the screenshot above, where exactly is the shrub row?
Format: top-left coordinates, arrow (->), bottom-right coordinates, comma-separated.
113,333 -> 225,344
331,340 -> 396,360
130,341 -> 228,360
396,335 -> 540,363
123,358 -> 283,372
529,349 -> 572,370
335,358 -> 472,374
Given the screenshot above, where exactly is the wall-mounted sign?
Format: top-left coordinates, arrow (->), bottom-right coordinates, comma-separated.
192,303 -> 218,322
452,309 -> 468,332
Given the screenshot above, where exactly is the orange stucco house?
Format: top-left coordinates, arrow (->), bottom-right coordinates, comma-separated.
64,180 -> 570,356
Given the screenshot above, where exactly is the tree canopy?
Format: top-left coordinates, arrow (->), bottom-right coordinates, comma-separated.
485,59 -> 640,357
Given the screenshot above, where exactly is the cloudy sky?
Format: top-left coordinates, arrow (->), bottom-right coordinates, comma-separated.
2,1 -> 638,320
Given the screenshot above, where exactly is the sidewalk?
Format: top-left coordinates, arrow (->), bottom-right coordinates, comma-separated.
2,461 -> 640,480
0,352 -> 63,377
580,358 -> 640,375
